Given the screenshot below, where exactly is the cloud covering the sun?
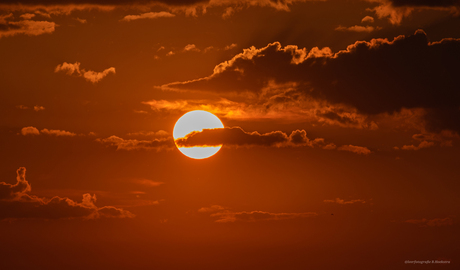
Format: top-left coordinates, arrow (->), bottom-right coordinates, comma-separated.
175,127 -> 327,148
55,62 -> 116,83
0,167 -> 134,220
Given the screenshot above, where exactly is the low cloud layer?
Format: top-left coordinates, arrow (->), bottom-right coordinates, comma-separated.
55,62 -> 115,83
0,167 -> 134,220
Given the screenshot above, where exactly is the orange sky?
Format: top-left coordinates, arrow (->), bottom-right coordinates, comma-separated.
1,1 -> 459,269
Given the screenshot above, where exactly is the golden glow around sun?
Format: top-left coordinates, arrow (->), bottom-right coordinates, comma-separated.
173,110 -> 224,159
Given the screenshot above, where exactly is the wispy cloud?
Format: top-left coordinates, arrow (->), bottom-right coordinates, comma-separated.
55,62 -> 116,83
121,11 -> 175,22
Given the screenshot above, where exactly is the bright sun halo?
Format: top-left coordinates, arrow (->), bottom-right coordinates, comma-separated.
173,110 -> 224,159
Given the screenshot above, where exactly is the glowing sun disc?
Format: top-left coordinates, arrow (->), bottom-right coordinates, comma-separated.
173,110 -> 224,159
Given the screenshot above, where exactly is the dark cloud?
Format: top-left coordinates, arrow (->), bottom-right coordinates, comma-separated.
0,167 -> 134,220
164,30 -> 460,133
175,127 -> 324,148
389,0 -> 460,7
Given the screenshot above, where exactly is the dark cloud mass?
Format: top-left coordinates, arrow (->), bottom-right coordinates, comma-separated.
0,167 -> 134,220
175,127 -> 324,148
165,30 -> 460,133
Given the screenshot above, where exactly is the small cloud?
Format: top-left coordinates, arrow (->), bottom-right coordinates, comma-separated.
337,145 -> 371,155
55,62 -> 115,83
133,110 -> 148,114
121,11 -> 175,22
166,51 -> 174,56
134,179 -> 164,187
20,126 -> 39,136
335,25 -> 377,33
222,7 -> 235,19
75,18 -> 87,24
198,205 -> 226,213
20,126 -> 77,136
323,143 -> 337,150
224,43 -> 238,50
127,130 -> 170,137
361,16 -> 374,24
203,46 -> 214,53
401,140 -> 435,150
183,44 -> 200,52
16,105 -> 28,110
19,13 -> 35,20
40,128 -> 76,136
33,105 -> 45,111
324,198 -> 366,204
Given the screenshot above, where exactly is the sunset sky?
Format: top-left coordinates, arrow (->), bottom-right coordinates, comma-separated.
1,0 -> 459,269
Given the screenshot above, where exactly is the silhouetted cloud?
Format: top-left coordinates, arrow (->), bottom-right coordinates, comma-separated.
0,167 -> 134,220
55,62 -> 115,83
175,126 -> 326,148
162,30 -> 460,133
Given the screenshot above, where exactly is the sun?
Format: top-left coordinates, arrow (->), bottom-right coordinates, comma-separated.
173,110 -> 224,159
